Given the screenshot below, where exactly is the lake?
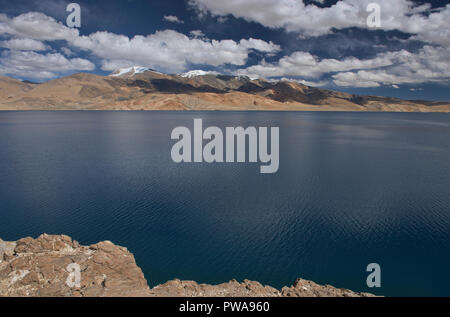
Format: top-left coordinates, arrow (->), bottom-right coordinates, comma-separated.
0,111 -> 449,296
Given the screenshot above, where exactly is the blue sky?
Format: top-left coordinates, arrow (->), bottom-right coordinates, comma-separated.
0,0 -> 449,101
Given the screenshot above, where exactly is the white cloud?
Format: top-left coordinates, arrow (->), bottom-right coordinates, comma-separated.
332,46 -> 450,87
163,15 -> 184,24
279,77 -> 328,87
1,9 -> 448,89
239,45 -> 450,88
217,16 -> 228,23
189,0 -> 450,45
238,50 -> 404,79
411,6 -> 450,46
1,12 -> 281,75
60,47 -> 75,56
332,71 -> 383,88
0,38 -> 49,51
189,30 -> 206,38
71,30 -> 280,73
0,12 -> 79,41
239,38 -> 280,53
0,50 -> 95,79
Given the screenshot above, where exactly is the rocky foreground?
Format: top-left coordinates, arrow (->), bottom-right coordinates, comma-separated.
0,234 -> 376,297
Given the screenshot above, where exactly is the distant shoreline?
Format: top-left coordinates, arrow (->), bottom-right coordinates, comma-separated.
0,109 -> 449,113
1,72 -> 449,112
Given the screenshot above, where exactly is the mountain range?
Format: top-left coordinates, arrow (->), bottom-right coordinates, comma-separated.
0,67 -> 449,112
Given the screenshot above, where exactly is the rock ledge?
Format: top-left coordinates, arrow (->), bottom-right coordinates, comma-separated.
0,235 -> 376,297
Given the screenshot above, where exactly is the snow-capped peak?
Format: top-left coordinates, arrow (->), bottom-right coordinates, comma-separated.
110,66 -> 158,77
180,70 -> 219,78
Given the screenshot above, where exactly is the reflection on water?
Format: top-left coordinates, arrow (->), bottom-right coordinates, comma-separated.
0,111 -> 449,296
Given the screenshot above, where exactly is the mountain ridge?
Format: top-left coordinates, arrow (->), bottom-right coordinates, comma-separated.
0,70 -> 448,112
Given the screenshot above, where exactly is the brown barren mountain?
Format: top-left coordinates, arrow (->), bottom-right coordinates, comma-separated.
0,70 -> 448,112
0,75 -> 35,100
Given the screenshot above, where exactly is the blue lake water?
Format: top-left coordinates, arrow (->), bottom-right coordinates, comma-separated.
0,111 -> 449,297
